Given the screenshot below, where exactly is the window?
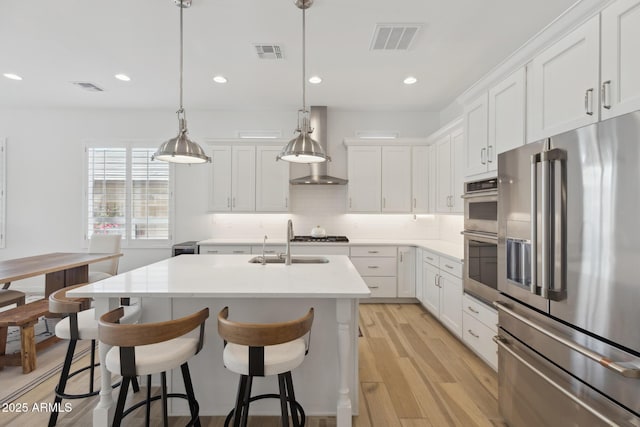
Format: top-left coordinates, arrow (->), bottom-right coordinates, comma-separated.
0,138 -> 5,248
85,143 -> 173,247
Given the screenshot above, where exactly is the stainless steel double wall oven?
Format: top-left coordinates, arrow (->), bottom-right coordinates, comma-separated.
463,178 -> 499,305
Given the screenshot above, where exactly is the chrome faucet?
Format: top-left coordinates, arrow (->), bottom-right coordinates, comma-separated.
261,235 -> 268,265
285,219 -> 294,265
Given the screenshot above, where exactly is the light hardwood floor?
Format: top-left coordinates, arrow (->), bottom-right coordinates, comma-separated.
1,304 -> 505,426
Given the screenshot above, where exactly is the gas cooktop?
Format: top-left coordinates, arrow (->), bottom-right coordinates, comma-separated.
291,236 -> 349,243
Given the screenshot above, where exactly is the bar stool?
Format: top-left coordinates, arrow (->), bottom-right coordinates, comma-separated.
217,307 -> 314,427
99,306 -> 209,427
47,284 -> 141,427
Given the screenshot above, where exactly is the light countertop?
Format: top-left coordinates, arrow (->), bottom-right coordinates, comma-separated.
197,238 -> 463,262
68,254 -> 371,299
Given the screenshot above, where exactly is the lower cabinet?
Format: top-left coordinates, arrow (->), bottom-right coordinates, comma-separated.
198,245 -> 251,254
420,250 -> 463,337
462,293 -> 498,370
351,246 -> 398,298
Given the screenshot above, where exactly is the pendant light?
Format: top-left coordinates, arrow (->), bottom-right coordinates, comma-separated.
152,0 -> 210,164
277,0 -> 330,164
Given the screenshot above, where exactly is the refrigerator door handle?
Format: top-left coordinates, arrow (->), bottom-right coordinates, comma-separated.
494,301 -> 640,379
530,152 -> 540,295
493,335 -> 622,425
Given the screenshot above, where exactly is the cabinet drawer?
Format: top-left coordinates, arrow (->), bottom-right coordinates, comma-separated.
439,257 -> 462,278
363,277 -> 397,298
463,293 -> 498,332
351,257 -> 397,277
422,250 -> 439,266
350,246 -> 397,257
293,245 -> 350,256
250,245 -> 285,255
463,312 -> 498,370
199,245 -> 251,254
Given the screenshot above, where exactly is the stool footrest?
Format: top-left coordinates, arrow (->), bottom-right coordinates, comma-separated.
224,393 -> 306,427
54,363 -> 121,400
121,392 -> 200,426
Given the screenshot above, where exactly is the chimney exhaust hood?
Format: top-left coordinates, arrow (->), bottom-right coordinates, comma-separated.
289,106 -> 348,185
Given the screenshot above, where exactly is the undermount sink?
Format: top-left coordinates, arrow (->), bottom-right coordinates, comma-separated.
248,256 -> 329,264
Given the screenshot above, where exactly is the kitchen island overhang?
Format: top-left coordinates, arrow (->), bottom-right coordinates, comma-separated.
68,254 -> 370,427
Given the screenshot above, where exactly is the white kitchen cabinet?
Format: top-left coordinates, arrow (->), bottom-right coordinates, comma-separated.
293,245 -> 350,256
465,68 -> 526,179
463,293 -> 498,370
427,144 -> 437,213
527,15 -> 600,142
199,245 -> 251,254
397,246 -> 415,298
231,146 -> 256,212
347,146 -> 381,213
255,146 -> 289,212
420,251 -> 463,337
435,125 -> 464,213
209,146 -> 232,211
412,146 -> 430,213
601,0 -> 640,120
381,146 -> 412,213
415,248 -> 423,301
464,92 -> 489,177
351,245 -> 398,299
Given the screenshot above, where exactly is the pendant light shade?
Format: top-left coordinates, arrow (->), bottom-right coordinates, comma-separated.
152,0 -> 210,164
277,0 -> 329,164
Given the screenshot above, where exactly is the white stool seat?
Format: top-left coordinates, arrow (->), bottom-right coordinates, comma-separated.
223,338 -> 306,376
88,271 -> 112,283
105,337 -> 199,376
55,305 -> 139,340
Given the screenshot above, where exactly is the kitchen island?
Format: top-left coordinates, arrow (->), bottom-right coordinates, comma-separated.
68,254 -> 370,427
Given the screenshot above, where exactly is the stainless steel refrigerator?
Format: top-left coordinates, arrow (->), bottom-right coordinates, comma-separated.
496,111 -> 640,426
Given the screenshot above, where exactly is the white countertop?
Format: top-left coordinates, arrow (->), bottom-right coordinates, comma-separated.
197,238 -> 463,262
68,254 -> 371,299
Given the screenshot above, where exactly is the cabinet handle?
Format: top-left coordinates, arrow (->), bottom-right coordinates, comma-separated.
227,197 -> 230,208
444,264 -> 454,270
368,285 -> 380,289
426,256 -> 434,261
383,197 -> 386,208
467,329 -> 480,339
487,145 -> 494,163
601,80 -> 611,110
468,306 -> 480,314
413,198 -> 416,208
434,274 -> 438,287
207,250 -> 219,254
367,266 -> 379,269
285,197 -> 288,208
232,250 -> 244,254
481,148 -> 487,165
584,88 -> 594,115
232,197 -> 236,208
368,250 -> 379,254
400,252 -> 403,262
349,197 -> 352,208
265,250 -> 276,254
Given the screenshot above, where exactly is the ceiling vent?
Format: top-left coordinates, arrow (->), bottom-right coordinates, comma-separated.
254,44 -> 284,59
370,24 -> 422,50
71,81 -> 104,92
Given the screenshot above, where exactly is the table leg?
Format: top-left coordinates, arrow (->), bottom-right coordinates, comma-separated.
92,297 -> 118,427
336,299 -> 353,427
20,321 -> 37,374
0,326 -> 7,370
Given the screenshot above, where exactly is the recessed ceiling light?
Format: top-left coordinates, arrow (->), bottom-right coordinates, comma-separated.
213,75 -> 228,84
308,76 -> 322,84
3,73 -> 23,81
403,76 -> 417,85
114,73 -> 131,81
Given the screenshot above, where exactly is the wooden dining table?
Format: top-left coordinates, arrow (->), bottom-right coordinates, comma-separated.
0,252 -> 123,297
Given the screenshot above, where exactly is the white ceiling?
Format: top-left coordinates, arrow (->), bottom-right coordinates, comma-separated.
0,0 -> 578,112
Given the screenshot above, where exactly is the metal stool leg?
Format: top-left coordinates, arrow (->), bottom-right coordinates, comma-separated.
47,339 -> 77,427
181,362 -> 201,427
278,374 -> 290,427
240,376 -> 253,427
161,371 -> 169,427
285,372 -> 301,427
112,376 -> 131,427
145,375 -> 152,427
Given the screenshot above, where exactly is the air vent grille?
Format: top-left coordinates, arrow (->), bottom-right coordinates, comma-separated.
71,81 -> 104,92
370,24 -> 422,50
254,44 -> 284,59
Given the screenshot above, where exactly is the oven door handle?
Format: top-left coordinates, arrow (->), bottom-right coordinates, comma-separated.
494,301 -> 640,379
493,335 -> 622,426
461,230 -> 498,242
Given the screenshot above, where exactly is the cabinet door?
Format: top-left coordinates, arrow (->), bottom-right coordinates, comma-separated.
601,0 -> 640,120
209,146 -> 232,212
427,145 -> 437,213
415,248 -> 423,301
488,67 -> 526,166
464,93 -> 489,177
451,127 -> 464,213
527,15 -> 600,142
255,146 -> 289,212
439,271 -> 462,337
231,146 -> 256,212
435,134 -> 452,213
422,263 -> 440,317
347,146 -> 381,212
381,146 -> 412,213
397,246 -> 415,298
412,146 -> 429,213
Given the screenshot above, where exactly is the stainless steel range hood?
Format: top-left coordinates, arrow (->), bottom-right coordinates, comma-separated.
289,106 -> 348,185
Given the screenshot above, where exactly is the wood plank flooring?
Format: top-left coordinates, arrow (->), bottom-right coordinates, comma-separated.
1,304 -> 505,426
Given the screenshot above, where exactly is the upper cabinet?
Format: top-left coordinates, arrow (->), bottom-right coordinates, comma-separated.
412,146 -> 430,213
601,0 -> 640,120
464,68 -> 526,179
345,141 -> 417,214
208,142 -> 289,213
433,122 -> 464,213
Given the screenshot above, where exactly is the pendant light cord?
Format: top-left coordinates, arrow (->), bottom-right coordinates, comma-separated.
179,0 -> 184,114
301,6 -> 306,112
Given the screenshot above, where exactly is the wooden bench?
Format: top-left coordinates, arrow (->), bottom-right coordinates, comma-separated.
0,299 -> 60,374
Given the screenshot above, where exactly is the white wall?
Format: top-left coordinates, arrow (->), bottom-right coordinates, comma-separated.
0,107 -> 445,292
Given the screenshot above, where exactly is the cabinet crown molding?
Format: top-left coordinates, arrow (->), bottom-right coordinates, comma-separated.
205,138 -> 289,146
343,137 -> 429,147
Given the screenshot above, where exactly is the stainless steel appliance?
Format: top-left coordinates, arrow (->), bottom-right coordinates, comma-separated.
291,235 -> 349,242
172,241 -> 199,256
496,111 -> 640,426
463,178 -> 499,304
